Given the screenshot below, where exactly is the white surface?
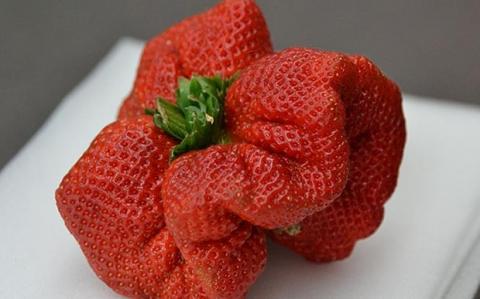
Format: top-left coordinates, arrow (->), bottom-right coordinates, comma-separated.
1,38 -> 480,299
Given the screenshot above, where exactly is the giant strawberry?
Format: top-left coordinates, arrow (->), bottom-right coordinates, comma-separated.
161,48 -> 405,267
56,116 -> 267,298
57,1 -> 407,297
118,0 -> 273,119
270,53 -> 406,262
57,0 -> 273,297
161,49 -> 352,250
57,46 -> 405,298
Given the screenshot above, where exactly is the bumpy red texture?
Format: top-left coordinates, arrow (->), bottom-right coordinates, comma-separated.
162,48 -> 405,265
118,0 -> 273,119
57,1 -> 273,297
57,2 -> 406,296
163,48 -> 353,236
161,49 -> 345,258
268,53 -> 406,261
56,116 -> 267,298
56,46 -> 405,298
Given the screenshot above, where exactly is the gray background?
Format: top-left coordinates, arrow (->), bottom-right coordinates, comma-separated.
1,0 -> 480,172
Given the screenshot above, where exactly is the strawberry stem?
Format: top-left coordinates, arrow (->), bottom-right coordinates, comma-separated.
148,74 -> 237,161
153,100 -> 188,140
274,224 -> 302,236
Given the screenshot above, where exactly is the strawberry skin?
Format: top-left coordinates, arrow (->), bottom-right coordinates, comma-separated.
161,49 -> 353,276
163,48 -> 352,237
56,116 -> 266,298
162,48 -> 405,266
118,0 -> 273,119
56,0 -> 408,295
271,53 -> 406,262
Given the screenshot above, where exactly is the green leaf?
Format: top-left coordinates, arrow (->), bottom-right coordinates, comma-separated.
154,99 -> 188,140
146,73 -> 238,161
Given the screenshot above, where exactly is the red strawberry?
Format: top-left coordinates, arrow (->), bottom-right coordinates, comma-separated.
161,49 -> 353,274
56,116 -> 266,298
119,36 -> 181,119
161,48 -> 405,267
271,54 -> 406,262
57,45 -> 405,298
118,0 -> 273,119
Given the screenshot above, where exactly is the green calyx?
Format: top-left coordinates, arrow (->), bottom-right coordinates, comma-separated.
274,224 -> 302,236
147,74 -> 237,161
